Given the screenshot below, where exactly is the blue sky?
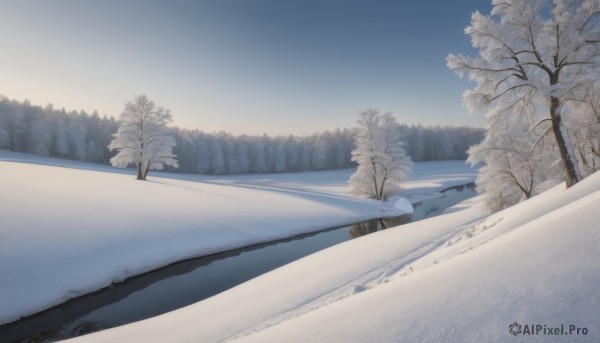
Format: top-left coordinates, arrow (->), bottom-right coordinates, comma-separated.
0,0 -> 492,135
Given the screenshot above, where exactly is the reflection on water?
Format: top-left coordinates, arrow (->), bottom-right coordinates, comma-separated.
348,215 -> 411,238
1,183 -> 476,343
0,227 -> 350,343
347,183 -> 476,239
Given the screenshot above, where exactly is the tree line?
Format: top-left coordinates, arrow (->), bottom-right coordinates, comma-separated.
0,95 -> 484,175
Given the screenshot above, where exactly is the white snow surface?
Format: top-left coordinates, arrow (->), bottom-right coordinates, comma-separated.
70,164 -> 600,342
0,151 -> 475,325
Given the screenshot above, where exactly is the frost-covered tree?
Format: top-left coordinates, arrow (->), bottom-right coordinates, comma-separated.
448,0 -> 600,188
68,113 -> 87,161
221,134 -> 236,174
28,119 -> 51,156
86,140 -> 103,162
568,82 -> 600,175
195,133 -> 210,174
311,136 -> 328,170
209,137 -> 225,175
297,140 -> 312,171
468,114 -> 563,212
285,136 -> 299,171
108,95 -> 178,180
349,108 -> 412,200
252,137 -> 268,173
52,116 -> 70,157
273,142 -> 286,172
235,139 -> 251,174
0,125 -> 8,149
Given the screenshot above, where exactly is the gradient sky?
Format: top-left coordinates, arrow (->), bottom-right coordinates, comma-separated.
0,0 -> 493,135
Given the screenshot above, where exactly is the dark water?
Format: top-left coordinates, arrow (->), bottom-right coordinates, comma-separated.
1,183 -> 476,343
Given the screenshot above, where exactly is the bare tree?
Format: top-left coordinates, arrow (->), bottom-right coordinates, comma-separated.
448,0 -> 600,188
108,95 -> 178,180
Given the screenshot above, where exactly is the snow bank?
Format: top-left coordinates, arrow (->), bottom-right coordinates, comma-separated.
72,171 -> 600,342
0,152 -> 475,325
240,178 -> 600,342
386,195 -> 414,213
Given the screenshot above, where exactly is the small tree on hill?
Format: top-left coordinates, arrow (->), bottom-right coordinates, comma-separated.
349,108 -> 412,200
108,95 -> 178,180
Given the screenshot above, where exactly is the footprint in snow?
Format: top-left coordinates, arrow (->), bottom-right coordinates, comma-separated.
350,285 -> 366,294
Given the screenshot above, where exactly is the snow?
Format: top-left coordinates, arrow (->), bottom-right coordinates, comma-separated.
68,165 -> 600,342
0,151 -> 475,326
387,195 -> 414,213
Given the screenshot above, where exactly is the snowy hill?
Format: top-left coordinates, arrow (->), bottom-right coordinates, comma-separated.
70,170 -> 600,341
0,151 -> 475,326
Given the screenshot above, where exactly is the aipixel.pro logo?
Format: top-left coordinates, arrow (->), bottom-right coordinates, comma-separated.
509,322 -> 588,336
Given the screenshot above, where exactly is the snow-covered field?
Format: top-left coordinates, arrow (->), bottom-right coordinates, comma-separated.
0,151 -> 476,326
69,166 -> 600,341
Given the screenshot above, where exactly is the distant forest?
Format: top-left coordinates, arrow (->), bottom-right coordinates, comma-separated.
0,96 -> 484,175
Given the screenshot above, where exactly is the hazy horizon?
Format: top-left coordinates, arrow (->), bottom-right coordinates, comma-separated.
0,0 -> 492,136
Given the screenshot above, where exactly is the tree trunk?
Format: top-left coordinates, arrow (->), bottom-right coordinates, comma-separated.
549,96 -> 581,188
378,173 -> 387,201
136,162 -> 145,180
143,164 -> 150,180
371,156 -> 379,200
